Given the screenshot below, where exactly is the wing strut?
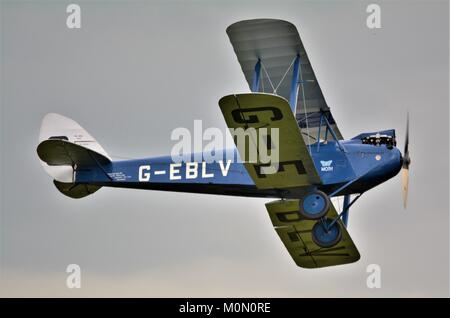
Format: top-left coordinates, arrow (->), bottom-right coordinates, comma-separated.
331,194 -> 362,229
314,111 -> 346,153
251,59 -> 261,92
323,113 -> 346,152
342,195 -> 350,227
289,55 -> 300,113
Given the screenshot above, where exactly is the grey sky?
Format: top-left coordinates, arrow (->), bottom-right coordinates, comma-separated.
1,0 -> 449,297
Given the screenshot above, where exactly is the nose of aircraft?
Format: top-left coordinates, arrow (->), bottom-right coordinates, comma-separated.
362,147 -> 402,187
387,147 -> 402,177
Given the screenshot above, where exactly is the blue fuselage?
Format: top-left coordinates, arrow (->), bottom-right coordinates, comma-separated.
75,131 -> 402,199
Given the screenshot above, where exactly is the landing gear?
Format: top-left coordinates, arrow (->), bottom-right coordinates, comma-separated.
311,218 -> 342,248
299,190 -> 330,219
299,191 -> 343,248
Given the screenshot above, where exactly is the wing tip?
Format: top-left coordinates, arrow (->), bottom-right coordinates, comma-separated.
226,18 -> 296,35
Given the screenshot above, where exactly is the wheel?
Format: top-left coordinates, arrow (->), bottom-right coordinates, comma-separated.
298,191 -> 330,219
311,218 -> 342,248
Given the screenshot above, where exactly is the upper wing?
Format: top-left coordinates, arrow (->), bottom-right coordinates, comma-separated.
218,93 -> 321,189
226,19 -> 344,142
265,199 -> 360,268
266,200 -> 360,268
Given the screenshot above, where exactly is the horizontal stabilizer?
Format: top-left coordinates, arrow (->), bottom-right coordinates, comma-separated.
37,139 -> 111,167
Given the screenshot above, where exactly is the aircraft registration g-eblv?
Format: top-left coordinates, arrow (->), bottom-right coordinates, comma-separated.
37,19 -> 411,269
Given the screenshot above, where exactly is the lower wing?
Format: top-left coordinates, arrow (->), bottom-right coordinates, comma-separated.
266,199 -> 360,268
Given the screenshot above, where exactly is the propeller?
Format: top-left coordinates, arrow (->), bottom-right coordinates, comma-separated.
401,113 -> 411,209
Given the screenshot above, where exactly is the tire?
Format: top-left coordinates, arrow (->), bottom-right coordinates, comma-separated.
311,218 -> 342,248
298,191 -> 330,220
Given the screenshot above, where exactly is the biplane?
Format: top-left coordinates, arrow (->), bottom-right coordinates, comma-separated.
37,19 -> 411,268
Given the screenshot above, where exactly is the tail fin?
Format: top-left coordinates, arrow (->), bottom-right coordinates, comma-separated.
37,113 -> 111,199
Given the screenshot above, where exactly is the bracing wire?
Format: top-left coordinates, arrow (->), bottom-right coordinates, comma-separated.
260,62 -> 276,93
274,56 -> 297,93
260,57 -> 297,95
